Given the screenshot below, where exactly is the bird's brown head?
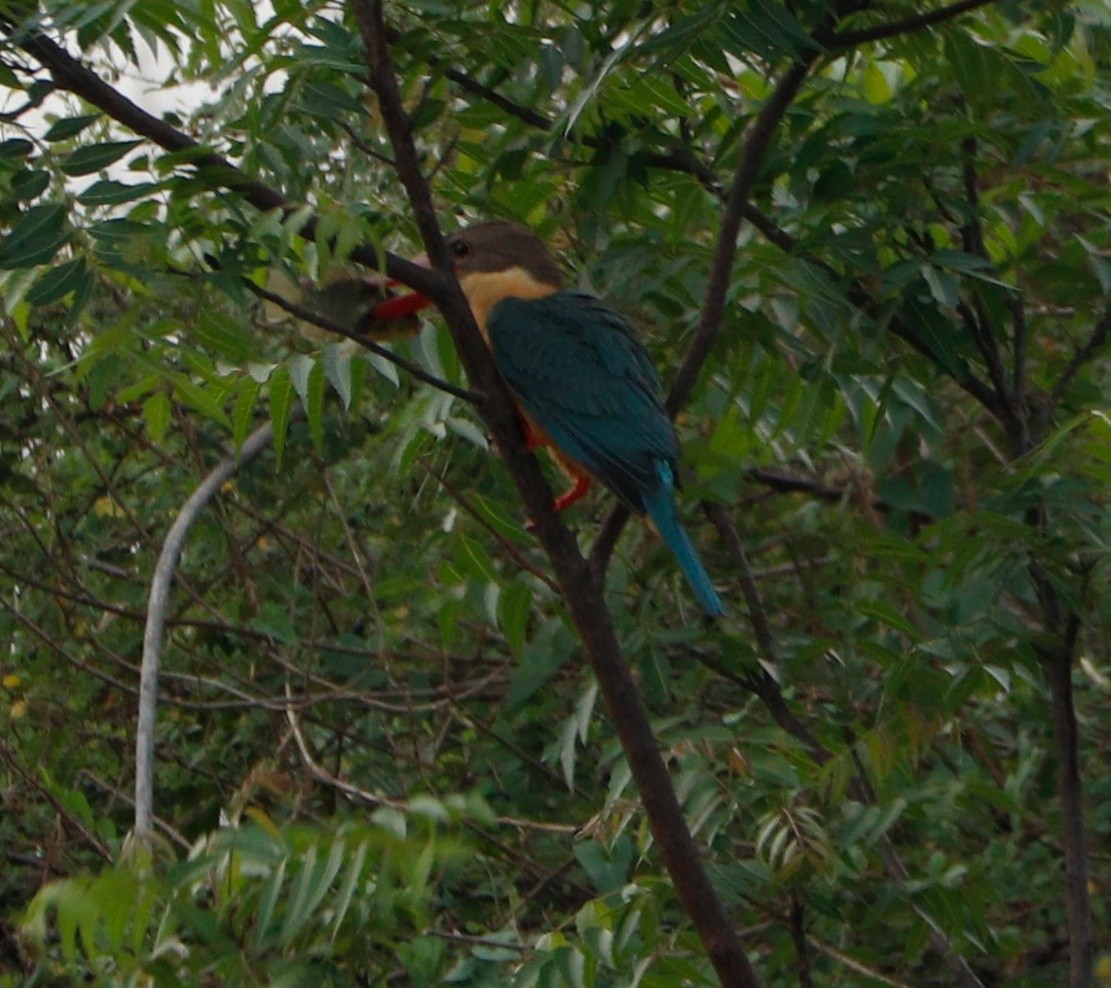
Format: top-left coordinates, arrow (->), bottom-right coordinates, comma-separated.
445,220 -> 563,291
371,220 -> 564,330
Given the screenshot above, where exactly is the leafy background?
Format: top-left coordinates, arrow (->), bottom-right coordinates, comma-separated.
0,0 -> 1109,985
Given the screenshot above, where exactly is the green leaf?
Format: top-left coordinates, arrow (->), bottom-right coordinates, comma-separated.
505,619 -> 576,709
43,113 -> 102,142
280,844 -> 318,942
10,169 -> 50,201
558,713 -> 578,790
855,599 -> 920,638
574,836 -> 633,895
722,0 -> 818,62
232,377 -> 260,449
77,179 -> 159,206
289,354 -> 316,409
255,857 -> 287,948
171,376 -> 230,426
251,601 -> 298,644
612,75 -> 689,117
367,351 -> 400,387
268,364 -> 293,466
0,138 -> 33,159
26,257 -> 88,306
322,343 -> 352,409
194,310 -> 258,362
60,140 -> 143,176
636,5 -> 724,55
290,355 -> 326,449
0,204 -> 69,269
497,580 -> 532,656
143,392 -> 172,442
862,62 -> 892,104
899,294 -> 969,379
330,839 -> 369,940
301,837 -> 348,930
452,535 -> 497,582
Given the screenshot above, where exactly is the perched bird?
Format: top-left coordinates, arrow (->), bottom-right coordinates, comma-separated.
375,220 -> 724,617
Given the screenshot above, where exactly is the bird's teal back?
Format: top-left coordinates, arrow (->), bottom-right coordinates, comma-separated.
488,291 -> 725,617
488,291 -> 677,512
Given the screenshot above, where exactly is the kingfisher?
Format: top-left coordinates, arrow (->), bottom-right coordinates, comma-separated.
374,220 -> 725,617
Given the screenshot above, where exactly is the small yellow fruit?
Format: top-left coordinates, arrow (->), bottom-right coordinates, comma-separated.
1095,954 -> 1111,983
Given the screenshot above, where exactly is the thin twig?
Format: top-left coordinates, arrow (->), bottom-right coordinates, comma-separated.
336,117 -> 396,166
666,58 -> 816,417
864,294 -> 1004,417
81,772 -> 192,852
789,894 -> 815,988
1032,569 -> 1094,987
1047,307 -> 1111,409
702,504 -> 779,666
284,688 -> 576,834
804,934 -> 918,988
0,738 -> 113,861
245,279 -> 480,403
957,137 -> 1023,438
1010,297 -> 1029,437
432,470 -> 560,591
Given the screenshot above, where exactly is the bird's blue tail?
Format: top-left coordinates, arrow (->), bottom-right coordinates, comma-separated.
643,462 -> 725,618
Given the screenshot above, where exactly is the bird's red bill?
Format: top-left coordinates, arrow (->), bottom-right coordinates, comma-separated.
373,291 -> 432,322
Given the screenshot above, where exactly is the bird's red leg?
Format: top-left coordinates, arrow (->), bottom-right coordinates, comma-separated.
522,420 -> 546,452
553,473 -> 591,513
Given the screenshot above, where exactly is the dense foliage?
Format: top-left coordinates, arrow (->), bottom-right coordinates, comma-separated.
1,0 -> 1109,984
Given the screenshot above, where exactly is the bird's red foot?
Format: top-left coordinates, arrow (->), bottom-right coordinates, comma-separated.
553,475 -> 591,513
524,475 -> 591,532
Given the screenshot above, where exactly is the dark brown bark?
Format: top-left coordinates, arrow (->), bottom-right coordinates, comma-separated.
349,2 -> 763,984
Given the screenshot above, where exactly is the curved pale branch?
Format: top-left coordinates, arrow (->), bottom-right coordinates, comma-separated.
135,421 -> 274,840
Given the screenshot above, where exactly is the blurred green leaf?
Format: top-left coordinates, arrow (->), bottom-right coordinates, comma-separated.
60,140 -> 143,176
43,113 -> 102,142
0,203 -> 69,268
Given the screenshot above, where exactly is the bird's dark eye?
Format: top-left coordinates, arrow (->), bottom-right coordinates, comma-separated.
450,239 -> 470,259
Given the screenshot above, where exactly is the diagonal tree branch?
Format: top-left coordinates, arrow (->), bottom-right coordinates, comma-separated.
435,25 -> 1004,447
665,58 -> 816,417
702,506 -> 987,988
11,29 -> 440,300
853,286 -> 1005,418
826,0 -> 1002,48
590,56 -> 818,573
1037,607 -> 1094,987
349,2 -> 763,984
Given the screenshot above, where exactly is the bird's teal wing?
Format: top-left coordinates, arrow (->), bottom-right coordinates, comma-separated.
487,291 -> 678,512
